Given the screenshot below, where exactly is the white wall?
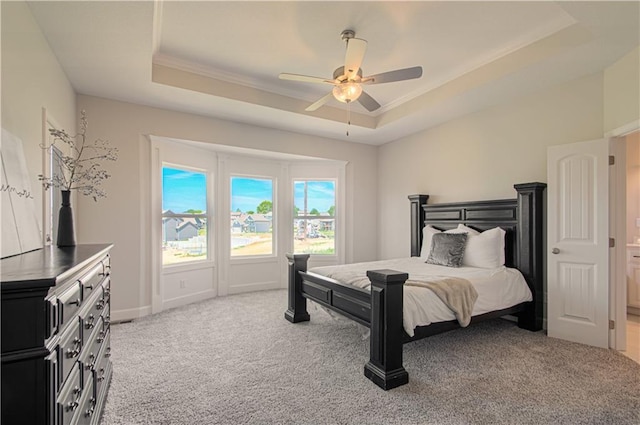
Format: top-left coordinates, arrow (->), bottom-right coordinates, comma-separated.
377,73 -> 604,259
75,95 -> 378,319
604,46 -> 640,134
1,1 -> 77,237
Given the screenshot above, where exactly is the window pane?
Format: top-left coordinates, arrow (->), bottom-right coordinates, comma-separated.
231,177 -> 273,256
293,180 -> 335,255
163,167 -> 207,213
163,218 -> 208,265
162,167 -> 208,266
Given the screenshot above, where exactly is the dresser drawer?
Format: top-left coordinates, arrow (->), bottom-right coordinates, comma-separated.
58,282 -> 83,333
75,372 -> 96,425
93,329 -> 111,401
102,254 -> 111,276
102,302 -> 111,333
84,316 -> 106,360
79,320 -> 104,386
80,263 -> 105,301
81,288 -> 105,336
101,277 -> 110,308
56,362 -> 82,425
59,320 -> 81,387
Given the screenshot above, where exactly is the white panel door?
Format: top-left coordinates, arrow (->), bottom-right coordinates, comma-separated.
547,139 -> 609,348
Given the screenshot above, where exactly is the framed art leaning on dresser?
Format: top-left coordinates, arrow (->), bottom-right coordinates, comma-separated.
1,244 -> 113,425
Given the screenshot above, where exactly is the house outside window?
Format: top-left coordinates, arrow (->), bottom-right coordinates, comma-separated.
293,180 -> 336,255
162,166 -> 208,265
230,176 -> 274,256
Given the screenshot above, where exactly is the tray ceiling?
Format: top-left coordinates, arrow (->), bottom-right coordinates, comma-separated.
27,1 -> 640,145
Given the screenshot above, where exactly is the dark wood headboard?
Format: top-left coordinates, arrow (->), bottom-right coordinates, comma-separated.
408,183 -> 546,329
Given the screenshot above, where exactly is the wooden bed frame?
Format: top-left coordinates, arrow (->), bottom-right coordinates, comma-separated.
285,182 -> 546,390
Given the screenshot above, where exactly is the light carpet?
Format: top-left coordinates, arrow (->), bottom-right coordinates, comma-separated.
100,289 -> 640,425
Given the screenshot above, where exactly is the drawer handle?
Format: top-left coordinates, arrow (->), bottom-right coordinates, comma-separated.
96,299 -> 105,310
68,298 -> 81,306
85,353 -> 96,370
85,398 -> 96,417
104,315 -> 111,327
85,314 -> 95,329
66,387 -> 82,412
633,255 -> 640,258
97,368 -> 106,382
97,331 -> 105,344
66,337 -> 81,358
105,347 -> 111,358
66,348 -> 80,358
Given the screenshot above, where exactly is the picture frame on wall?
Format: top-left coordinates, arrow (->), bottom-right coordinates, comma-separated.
1,128 -> 43,258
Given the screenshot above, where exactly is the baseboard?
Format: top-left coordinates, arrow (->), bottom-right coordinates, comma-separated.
162,289 -> 216,310
227,281 -> 280,295
111,305 -> 152,323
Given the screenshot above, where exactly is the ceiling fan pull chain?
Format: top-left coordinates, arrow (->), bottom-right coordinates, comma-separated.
346,102 -> 351,136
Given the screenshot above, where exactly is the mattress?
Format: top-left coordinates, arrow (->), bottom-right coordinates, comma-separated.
309,257 -> 532,336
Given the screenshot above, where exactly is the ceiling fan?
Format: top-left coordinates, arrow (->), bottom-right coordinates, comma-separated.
279,29 -> 423,112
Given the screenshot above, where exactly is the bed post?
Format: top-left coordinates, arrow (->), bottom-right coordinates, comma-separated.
284,253 -> 311,323
514,182 -> 546,331
408,194 -> 429,257
364,269 -> 409,390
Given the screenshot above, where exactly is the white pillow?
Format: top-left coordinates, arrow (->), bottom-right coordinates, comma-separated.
420,225 -> 440,260
419,225 -> 461,260
456,224 -> 505,268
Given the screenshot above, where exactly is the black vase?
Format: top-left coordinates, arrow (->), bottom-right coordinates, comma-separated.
57,190 -> 76,247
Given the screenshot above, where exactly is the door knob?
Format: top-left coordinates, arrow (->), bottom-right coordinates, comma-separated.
551,248 -> 560,254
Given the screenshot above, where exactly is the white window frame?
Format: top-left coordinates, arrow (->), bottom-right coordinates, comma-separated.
229,174 -> 276,259
161,164 -> 211,268
293,179 -> 337,256
149,136 -> 216,314
290,162 -> 346,266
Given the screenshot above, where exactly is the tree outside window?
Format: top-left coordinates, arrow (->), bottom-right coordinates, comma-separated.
162,167 -> 208,265
230,177 -> 274,256
293,180 -> 335,255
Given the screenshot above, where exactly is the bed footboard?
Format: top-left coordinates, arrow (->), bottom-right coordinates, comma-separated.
364,270 -> 409,390
284,253 -> 410,390
284,253 -> 311,323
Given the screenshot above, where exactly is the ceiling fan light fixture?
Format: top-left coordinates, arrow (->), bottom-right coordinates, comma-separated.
332,82 -> 362,103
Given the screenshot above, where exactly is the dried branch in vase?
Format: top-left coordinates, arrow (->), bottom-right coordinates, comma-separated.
39,110 -> 118,201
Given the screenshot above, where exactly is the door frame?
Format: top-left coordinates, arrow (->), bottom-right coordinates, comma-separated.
606,120 -> 640,351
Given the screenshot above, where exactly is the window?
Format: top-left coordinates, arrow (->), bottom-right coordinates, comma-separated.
162,166 -> 208,265
293,180 -> 336,255
230,176 -> 274,256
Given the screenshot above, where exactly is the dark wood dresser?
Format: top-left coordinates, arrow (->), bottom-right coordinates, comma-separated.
1,244 -> 113,425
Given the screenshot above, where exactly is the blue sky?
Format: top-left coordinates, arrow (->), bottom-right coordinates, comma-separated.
163,167 -> 207,213
294,180 -> 335,213
163,169 -> 335,214
231,177 -> 272,212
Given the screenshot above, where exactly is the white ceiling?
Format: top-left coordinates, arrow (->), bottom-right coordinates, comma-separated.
28,1 -> 640,145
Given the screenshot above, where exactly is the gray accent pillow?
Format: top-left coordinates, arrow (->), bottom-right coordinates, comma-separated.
426,233 -> 468,267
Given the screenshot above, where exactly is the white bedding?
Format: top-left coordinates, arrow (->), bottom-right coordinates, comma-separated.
309,257 -> 532,337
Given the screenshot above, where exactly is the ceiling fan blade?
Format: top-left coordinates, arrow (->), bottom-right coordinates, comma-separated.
305,92 -> 334,112
344,38 -> 367,80
279,73 -> 335,85
357,90 -> 381,112
362,66 -> 423,84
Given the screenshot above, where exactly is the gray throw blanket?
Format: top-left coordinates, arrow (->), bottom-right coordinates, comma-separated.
405,277 -> 478,327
